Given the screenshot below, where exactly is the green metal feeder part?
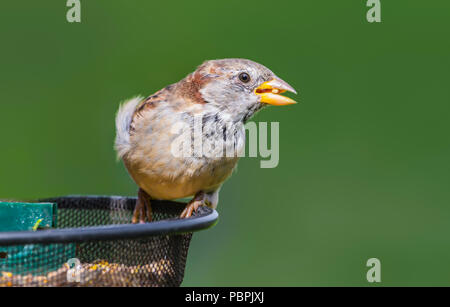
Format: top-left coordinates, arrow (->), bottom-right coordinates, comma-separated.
0,201 -> 75,275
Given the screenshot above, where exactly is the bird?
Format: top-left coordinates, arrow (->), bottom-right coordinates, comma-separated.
114,58 -> 297,223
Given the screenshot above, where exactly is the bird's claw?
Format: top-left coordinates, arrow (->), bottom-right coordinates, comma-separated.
132,190 -> 153,223
180,200 -> 205,219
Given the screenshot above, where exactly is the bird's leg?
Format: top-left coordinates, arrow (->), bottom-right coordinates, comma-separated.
132,188 -> 153,223
180,191 -> 208,219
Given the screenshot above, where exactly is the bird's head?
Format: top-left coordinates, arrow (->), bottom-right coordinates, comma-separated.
177,58 -> 297,122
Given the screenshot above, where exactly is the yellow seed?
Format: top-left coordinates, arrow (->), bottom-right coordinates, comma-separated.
2,272 -> 12,278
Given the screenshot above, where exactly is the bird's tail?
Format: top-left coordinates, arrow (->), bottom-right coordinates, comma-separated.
114,96 -> 143,160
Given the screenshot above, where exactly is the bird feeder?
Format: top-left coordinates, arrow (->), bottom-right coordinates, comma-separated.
0,196 -> 218,287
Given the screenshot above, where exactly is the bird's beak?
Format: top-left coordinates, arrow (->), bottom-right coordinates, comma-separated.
255,77 -> 297,106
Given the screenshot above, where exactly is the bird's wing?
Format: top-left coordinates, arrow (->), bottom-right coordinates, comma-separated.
114,89 -> 169,160
129,86 -> 175,134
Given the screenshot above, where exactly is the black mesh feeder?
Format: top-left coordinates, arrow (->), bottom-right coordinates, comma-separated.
0,196 -> 218,287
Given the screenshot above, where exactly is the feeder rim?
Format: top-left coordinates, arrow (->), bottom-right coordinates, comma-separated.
0,198 -> 218,246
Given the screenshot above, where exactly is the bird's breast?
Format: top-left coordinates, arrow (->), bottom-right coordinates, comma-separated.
124,106 -> 245,199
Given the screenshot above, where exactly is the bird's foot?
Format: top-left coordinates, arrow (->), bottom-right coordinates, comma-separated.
132,189 -> 153,223
180,192 -> 209,219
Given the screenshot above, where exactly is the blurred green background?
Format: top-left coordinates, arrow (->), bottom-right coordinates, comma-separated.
1,1 -> 450,286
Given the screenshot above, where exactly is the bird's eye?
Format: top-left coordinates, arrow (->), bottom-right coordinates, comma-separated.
238,72 -> 251,83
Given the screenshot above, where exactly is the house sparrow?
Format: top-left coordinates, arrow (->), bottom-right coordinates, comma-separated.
115,58 -> 297,223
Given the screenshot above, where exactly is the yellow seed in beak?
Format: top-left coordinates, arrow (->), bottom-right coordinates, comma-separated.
255,77 -> 298,106
255,78 -> 297,106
